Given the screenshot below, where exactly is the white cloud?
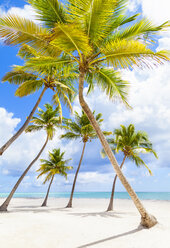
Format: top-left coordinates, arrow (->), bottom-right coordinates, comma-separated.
128,0 -> 140,12
128,0 -> 170,24
0,4 -> 38,23
7,5 -> 36,20
127,177 -> 136,183
2,169 -> 9,175
0,107 -> 20,143
77,171 -> 115,184
139,0 -> 170,24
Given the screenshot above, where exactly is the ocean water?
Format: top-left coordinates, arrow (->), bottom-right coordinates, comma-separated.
0,192 -> 170,200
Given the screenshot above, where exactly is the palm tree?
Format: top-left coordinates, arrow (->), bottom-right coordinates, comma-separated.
0,0 -> 169,227
61,110 -> 111,207
0,45 -> 76,155
0,104 -> 66,211
101,124 -> 158,211
37,148 -> 72,207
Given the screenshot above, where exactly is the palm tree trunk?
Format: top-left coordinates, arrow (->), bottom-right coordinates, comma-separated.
107,155 -> 126,212
0,87 -> 47,156
0,136 -> 49,211
66,142 -> 86,208
78,68 -> 157,228
41,175 -> 54,207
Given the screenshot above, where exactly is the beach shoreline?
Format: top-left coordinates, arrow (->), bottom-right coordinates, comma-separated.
0,198 -> 170,248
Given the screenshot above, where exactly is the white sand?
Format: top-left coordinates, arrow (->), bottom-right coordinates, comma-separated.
0,198 -> 170,248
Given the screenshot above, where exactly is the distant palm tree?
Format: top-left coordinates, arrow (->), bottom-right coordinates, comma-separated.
61,110 -> 111,208
101,124 -> 158,211
0,104 -> 65,211
0,44 -> 76,155
37,148 -> 72,207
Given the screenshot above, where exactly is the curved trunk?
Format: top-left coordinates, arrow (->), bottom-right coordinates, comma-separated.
0,87 -> 47,156
78,69 -> 157,228
66,142 -> 86,208
0,136 -> 49,211
107,155 -> 126,212
41,175 -> 54,207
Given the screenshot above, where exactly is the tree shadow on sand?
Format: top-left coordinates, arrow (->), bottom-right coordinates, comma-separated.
76,225 -> 144,248
68,210 -> 128,218
4,206 -> 68,214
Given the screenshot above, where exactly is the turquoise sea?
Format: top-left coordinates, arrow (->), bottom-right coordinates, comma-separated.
0,192 -> 170,200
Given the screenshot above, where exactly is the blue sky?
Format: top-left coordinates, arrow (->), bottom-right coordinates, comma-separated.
0,0 -> 170,194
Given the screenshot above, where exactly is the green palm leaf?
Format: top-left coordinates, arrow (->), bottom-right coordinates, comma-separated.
17,44 -> 40,59
0,14 -> 61,56
50,23 -> 92,57
111,19 -> 170,43
2,70 -> 38,85
15,79 -> 44,97
87,67 -> 130,107
97,40 -> 169,68
0,15 -> 48,46
28,0 -> 67,27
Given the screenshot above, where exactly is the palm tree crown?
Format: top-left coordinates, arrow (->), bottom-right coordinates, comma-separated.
61,110 -> 111,143
37,148 -> 72,184
0,0 -> 169,106
2,45 -> 76,119
25,103 -> 64,139
102,124 -> 158,174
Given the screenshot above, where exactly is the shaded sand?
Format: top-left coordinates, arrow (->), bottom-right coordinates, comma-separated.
0,198 -> 170,248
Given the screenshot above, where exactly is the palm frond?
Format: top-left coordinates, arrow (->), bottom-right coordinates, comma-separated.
111,19 -> 170,44
28,0 -> 67,27
50,23 -> 92,57
17,44 -> 40,59
60,132 -> 80,140
25,125 -> 44,133
58,91 -> 73,113
88,67 -> 130,107
0,14 -> 62,57
68,0 -> 119,44
52,93 -> 62,120
0,14 -> 48,46
23,56 -> 74,73
15,80 -> 44,97
2,70 -> 38,85
97,40 -> 170,68
129,153 -> 153,175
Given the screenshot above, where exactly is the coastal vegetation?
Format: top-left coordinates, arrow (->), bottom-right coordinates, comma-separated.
0,104 -> 67,211
37,148 -> 72,207
101,124 -> 158,211
0,0 -> 169,228
61,110 -> 111,208
0,45 -> 76,155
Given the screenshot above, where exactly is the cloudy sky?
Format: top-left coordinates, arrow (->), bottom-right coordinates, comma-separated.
0,0 -> 170,194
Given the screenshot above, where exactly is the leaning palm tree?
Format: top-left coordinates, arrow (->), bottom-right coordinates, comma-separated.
101,124 -> 158,211
0,104 -> 66,211
0,0 -> 169,227
61,110 -> 111,208
37,148 -> 72,207
0,44 -> 76,155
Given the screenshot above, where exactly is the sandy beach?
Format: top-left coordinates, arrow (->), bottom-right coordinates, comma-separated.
0,198 -> 170,248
